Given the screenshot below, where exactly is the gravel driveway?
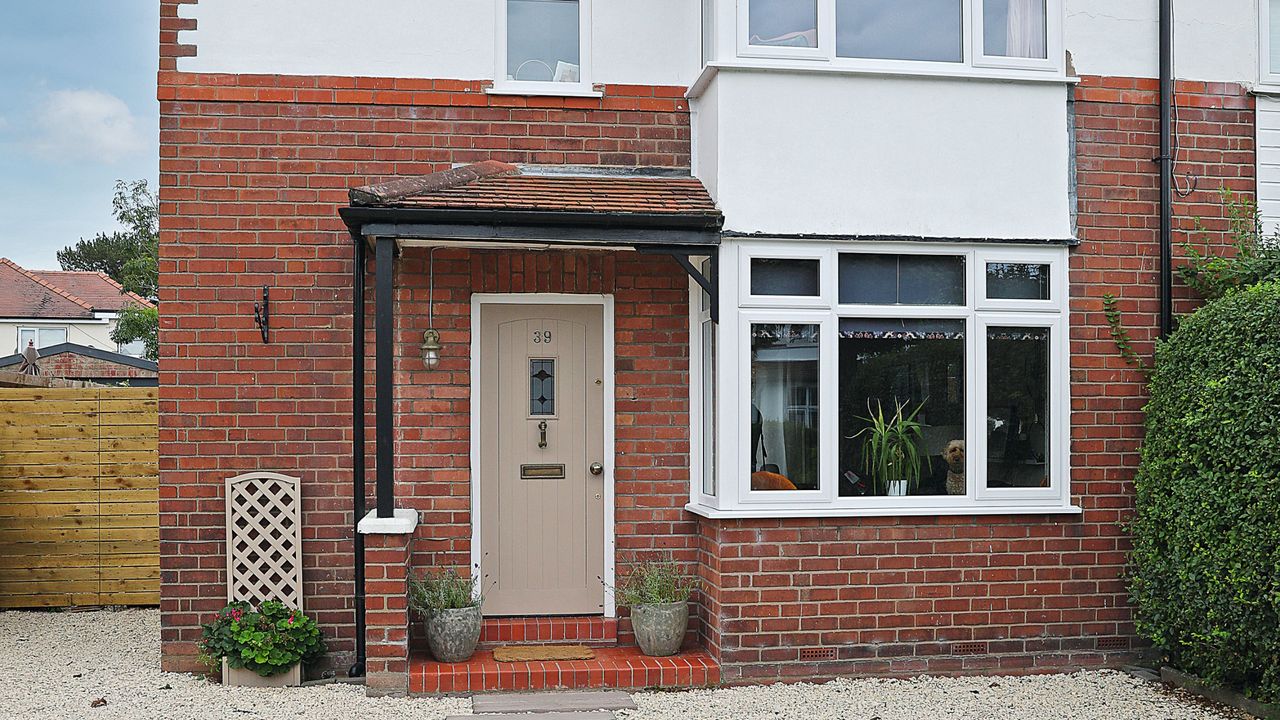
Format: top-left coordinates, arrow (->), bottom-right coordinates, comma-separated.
0,608 -> 1245,720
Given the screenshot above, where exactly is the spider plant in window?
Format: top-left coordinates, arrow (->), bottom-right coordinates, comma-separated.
853,398 -> 925,496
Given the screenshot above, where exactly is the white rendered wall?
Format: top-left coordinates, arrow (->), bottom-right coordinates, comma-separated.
696,71 -> 1073,240
178,0 -> 700,86
1065,0 -> 1257,83
1,319 -> 116,355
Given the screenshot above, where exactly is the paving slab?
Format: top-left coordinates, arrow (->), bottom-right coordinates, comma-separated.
472,690 -> 636,714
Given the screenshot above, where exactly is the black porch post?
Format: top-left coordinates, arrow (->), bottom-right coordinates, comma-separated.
350,231 -> 367,678
374,236 -> 395,519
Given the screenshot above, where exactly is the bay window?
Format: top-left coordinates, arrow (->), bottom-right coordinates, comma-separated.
690,241 -> 1074,517
734,0 -> 1063,75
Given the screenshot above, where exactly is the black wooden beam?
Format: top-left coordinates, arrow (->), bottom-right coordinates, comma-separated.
637,246 -> 719,323
374,236 -> 395,519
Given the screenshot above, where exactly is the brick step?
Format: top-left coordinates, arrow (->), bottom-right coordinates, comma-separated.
480,616 -> 618,646
410,646 -> 719,694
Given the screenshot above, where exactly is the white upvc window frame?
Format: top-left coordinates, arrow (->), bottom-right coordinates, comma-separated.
688,240 -> 1076,519
690,259 -> 720,507
737,308 -> 835,505
732,0 -> 1065,78
17,326 -> 68,352
739,245 -> 832,308
974,311 -> 1067,503
491,0 -> 597,97
1260,0 -> 1280,89
736,0 -> 829,62
972,0 -> 1063,73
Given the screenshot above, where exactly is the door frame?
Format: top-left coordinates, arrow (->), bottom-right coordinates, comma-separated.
469,293 -> 617,617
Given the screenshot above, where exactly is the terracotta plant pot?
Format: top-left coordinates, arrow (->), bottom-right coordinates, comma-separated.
221,658 -> 301,687
425,605 -> 482,663
630,601 -> 689,657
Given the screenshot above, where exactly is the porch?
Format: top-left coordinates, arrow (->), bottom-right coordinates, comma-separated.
340,162 -> 723,695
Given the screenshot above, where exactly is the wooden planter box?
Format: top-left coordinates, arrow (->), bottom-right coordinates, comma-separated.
222,659 -> 301,688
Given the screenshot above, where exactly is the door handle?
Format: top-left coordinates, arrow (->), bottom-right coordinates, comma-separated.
589,462 -> 604,476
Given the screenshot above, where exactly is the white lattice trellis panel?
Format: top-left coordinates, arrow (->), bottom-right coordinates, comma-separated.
225,472 -> 303,610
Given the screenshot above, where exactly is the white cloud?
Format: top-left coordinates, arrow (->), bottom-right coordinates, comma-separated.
32,89 -> 146,163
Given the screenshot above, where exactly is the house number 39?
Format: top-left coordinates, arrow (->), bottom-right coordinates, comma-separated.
533,330 -> 552,344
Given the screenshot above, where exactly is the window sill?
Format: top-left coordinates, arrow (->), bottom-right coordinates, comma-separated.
487,83 -> 603,99
684,501 -> 1082,519
687,62 -> 1078,99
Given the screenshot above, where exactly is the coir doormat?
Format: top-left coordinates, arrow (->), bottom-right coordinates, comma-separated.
492,644 -> 596,662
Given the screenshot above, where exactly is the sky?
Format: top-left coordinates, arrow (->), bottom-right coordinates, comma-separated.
0,2 -> 160,270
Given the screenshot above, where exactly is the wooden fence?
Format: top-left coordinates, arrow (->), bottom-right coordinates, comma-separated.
0,387 -> 159,608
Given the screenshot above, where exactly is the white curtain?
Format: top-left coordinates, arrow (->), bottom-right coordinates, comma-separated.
1006,0 -> 1046,59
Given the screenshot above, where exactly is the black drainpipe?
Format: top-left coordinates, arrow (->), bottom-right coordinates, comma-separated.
1157,0 -> 1175,338
349,230 -> 367,678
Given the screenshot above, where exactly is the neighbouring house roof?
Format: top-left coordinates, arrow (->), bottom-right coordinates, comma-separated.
0,258 -> 95,319
341,162 -> 722,247
0,259 -> 153,320
0,342 -> 158,372
32,270 -> 154,312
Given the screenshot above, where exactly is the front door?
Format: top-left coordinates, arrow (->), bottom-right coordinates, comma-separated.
478,302 -> 606,616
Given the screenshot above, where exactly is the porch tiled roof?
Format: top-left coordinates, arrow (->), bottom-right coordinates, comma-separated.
349,161 -> 720,219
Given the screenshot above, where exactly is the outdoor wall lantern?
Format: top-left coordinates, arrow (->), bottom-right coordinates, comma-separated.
421,329 -> 442,369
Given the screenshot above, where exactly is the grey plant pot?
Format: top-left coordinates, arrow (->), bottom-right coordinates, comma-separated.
630,601 -> 689,657
425,605 -> 482,663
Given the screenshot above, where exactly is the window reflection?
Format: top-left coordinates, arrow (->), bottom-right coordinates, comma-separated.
750,324 -> 820,491
836,0 -> 963,62
839,319 -> 966,497
986,327 -> 1050,488
507,0 -> 581,82
749,0 -> 819,48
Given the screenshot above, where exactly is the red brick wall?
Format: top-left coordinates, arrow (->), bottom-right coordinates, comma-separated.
35,352 -> 157,382
157,68 -> 694,671
694,78 -> 1255,683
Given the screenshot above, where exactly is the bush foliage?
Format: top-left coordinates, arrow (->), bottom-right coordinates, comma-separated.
1130,282 -> 1280,702
198,601 -> 324,677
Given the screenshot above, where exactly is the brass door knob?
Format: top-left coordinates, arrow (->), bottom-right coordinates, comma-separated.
589,462 -> 604,476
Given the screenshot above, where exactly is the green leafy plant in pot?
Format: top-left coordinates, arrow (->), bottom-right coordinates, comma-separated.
608,556 -> 700,657
853,399 -> 925,497
409,568 -> 484,663
198,600 -> 324,687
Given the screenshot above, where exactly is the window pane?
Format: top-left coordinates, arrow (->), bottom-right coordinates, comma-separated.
839,254 -> 965,305
839,319 -> 966,497
1273,0 -> 1280,73
982,0 -> 1047,59
749,0 -> 818,48
750,324 -> 820,491
836,0 -> 963,62
986,327 -> 1050,489
40,328 -> 67,346
751,258 -> 820,296
530,359 -> 556,415
507,0 -> 581,82
702,320 -> 718,496
986,262 -> 1050,300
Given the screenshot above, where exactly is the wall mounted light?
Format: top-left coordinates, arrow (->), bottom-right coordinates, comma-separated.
421,329 -> 441,368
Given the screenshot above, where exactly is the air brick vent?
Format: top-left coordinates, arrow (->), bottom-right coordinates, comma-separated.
799,648 -> 837,662
952,642 -> 987,655
1096,637 -> 1129,651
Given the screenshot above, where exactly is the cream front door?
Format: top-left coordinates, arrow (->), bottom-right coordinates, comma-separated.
478,303 -> 606,616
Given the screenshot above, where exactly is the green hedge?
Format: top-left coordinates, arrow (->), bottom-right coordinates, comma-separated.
1131,282 -> 1280,702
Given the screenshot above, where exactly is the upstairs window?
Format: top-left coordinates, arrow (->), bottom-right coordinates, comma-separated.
495,0 -> 593,94
737,0 -> 1061,75
1262,0 -> 1280,85
17,327 -> 67,352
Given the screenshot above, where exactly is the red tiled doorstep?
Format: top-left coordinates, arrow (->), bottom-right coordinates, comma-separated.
410,646 -> 720,695
479,616 -> 617,646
